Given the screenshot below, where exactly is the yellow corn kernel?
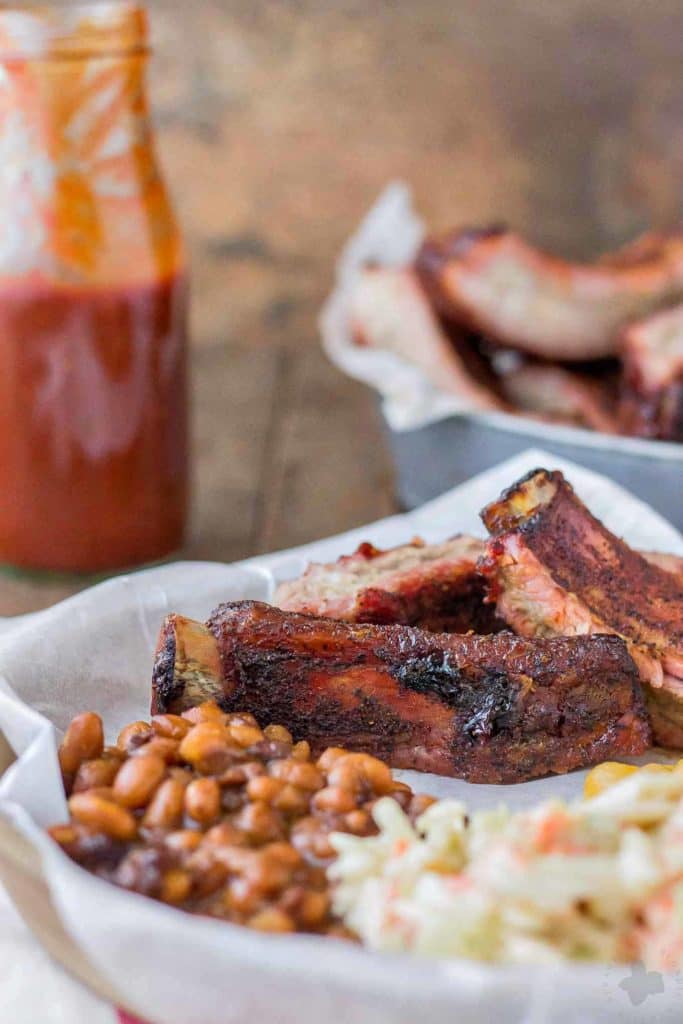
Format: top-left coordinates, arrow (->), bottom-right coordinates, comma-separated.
584,762 -> 638,799
641,763 -> 674,775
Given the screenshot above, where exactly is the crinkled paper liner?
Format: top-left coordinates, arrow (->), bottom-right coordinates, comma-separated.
1,450 -> 682,1024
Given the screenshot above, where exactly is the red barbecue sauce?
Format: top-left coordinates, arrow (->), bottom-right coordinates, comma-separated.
0,274 -> 188,572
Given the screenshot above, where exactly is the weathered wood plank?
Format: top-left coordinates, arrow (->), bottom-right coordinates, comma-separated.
256,344 -> 395,554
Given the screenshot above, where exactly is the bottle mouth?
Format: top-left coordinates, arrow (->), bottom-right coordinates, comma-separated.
0,2 -> 148,61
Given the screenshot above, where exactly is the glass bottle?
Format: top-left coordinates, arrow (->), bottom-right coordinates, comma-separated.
0,2 -> 188,572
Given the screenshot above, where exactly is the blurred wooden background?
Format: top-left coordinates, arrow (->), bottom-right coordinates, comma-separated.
4,0 -> 683,612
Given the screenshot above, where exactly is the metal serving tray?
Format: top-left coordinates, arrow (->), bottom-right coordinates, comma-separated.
384,411 -> 683,531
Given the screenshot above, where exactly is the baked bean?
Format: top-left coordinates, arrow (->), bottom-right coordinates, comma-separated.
218,845 -> 297,894
48,824 -> 79,846
269,759 -> 323,791
168,766 -> 193,786
132,736 -> 180,764
291,740 -> 311,761
248,738 -> 293,761
50,704 -> 413,940
143,777 -> 186,829
327,753 -> 393,796
311,785 -> 357,815
187,849 -> 229,897
219,761 -> 265,786
179,723 -> 238,774
247,908 -> 295,933
116,848 -> 164,895
273,784 -> 310,816
220,788 -> 246,813
185,778 -> 221,825
181,702 -> 227,725
160,868 -> 192,905
102,745 -> 126,763
84,786 -> 116,801
164,829 -> 203,856
264,841 -> 303,870
69,793 -> 137,841
344,809 -> 373,835
233,801 -> 284,844
246,775 -> 285,803
151,714 -> 191,741
117,721 -> 153,753
264,724 -> 292,745
279,885 -> 330,928
72,758 -> 119,794
298,889 -> 330,928
290,817 -> 335,862
113,754 -> 166,809
58,713 -> 104,776
409,793 -> 437,819
228,723 -> 264,748
388,781 -> 413,811
316,747 -> 348,773
202,822 -> 246,848
226,712 -> 259,729
224,877 -> 264,915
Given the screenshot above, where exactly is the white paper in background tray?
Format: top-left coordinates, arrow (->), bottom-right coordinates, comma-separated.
0,450 -> 682,1024
320,183 -> 683,463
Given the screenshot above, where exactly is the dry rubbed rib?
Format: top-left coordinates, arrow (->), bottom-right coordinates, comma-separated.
417,227 -> 683,361
349,266 -> 503,409
498,363 -> 619,433
642,551 -> 683,582
274,536 -> 502,633
618,304 -> 683,441
481,469 -> 683,746
151,601 -> 649,784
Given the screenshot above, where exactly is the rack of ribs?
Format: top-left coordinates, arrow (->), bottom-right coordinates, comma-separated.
497,362 -> 620,434
151,601 -> 649,784
348,266 -> 504,409
618,303 -> 683,442
274,536 -> 502,634
481,468 -> 683,747
416,227 -> 683,361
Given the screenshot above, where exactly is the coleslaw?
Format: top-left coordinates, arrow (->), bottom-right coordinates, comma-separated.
329,766 -> 683,968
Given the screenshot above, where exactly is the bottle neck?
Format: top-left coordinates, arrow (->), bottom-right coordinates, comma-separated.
0,3 -> 148,62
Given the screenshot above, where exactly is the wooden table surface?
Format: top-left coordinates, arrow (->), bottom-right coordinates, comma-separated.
2,0 -> 683,615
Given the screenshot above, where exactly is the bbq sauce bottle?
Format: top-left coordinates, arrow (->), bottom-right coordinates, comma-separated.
0,2 -> 189,572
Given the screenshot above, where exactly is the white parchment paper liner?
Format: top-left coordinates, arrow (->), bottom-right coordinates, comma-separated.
320,183 -> 683,463
1,449 -> 682,1024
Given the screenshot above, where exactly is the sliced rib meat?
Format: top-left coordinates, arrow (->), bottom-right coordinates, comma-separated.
498,363 -> 620,433
481,468 -> 683,746
642,551 -> 683,582
274,535 -> 502,633
349,266 -> 503,409
417,228 -> 683,361
618,304 -> 683,442
151,601 -> 649,784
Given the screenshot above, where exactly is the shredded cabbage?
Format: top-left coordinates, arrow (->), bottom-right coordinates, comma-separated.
329,768 -> 683,967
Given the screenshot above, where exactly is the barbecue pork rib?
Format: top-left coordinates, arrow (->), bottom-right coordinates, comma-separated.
417,227 -> 683,361
618,304 -> 683,442
348,266 -> 503,409
642,551 -> 683,582
151,601 -> 649,784
481,469 -> 683,746
274,536 -> 502,634
498,363 -> 619,434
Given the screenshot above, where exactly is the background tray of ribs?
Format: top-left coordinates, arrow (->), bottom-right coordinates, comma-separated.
348,226 -> 683,443
152,467 -> 683,784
